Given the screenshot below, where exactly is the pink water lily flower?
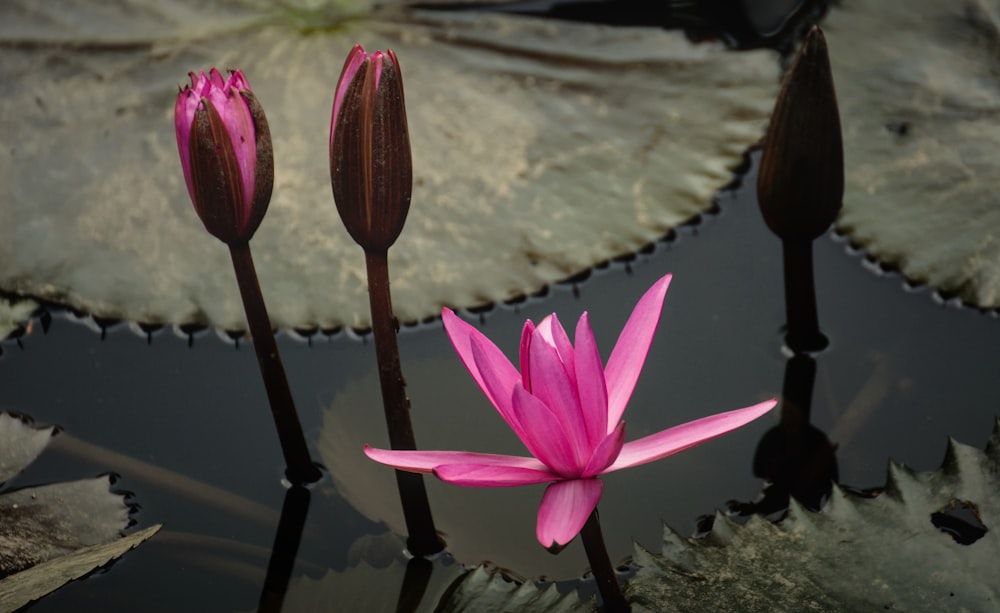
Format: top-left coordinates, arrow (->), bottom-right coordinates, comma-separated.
365,274 -> 775,550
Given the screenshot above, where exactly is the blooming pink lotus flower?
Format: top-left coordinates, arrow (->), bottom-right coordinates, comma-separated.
175,68 -> 273,245
329,45 -> 411,252
366,274 -> 776,550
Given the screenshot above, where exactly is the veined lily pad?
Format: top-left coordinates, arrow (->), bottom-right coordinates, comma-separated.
827,0 -> 1000,307
0,412 -> 162,608
626,420 -> 1000,611
0,0 -> 779,330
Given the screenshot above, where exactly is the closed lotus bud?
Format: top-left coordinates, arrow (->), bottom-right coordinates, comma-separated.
329,45 -> 412,252
757,26 -> 844,243
175,68 -> 274,245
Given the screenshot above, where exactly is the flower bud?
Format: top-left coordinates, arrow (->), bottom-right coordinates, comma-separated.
329,46 -> 412,252
757,26 -> 844,243
175,69 -> 274,245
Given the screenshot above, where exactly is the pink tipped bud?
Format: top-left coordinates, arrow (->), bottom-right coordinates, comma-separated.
175,69 -> 274,245
329,46 -> 412,252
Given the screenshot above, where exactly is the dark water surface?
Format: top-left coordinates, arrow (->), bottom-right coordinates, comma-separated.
3,152 -> 999,611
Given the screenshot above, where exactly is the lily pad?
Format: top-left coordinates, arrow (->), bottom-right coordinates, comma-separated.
0,411 -> 162,608
0,412 -> 54,485
0,0 -> 779,329
0,299 -> 38,344
437,565 -> 594,613
826,0 -> 1000,307
0,524 -> 162,612
626,420 -> 1000,611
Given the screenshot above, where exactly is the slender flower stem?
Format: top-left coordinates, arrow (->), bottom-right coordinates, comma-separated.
364,249 -> 443,556
781,240 -> 828,353
229,243 -> 321,486
579,508 -> 629,613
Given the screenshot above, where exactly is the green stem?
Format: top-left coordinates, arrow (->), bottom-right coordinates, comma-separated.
364,249 -> 443,556
229,243 -> 321,486
579,508 -> 629,612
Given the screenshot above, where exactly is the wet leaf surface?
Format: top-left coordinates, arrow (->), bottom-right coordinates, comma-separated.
626,420 -> 1000,611
0,412 -> 161,608
0,524 -> 162,612
828,0 -> 1000,307
0,0 -> 779,329
0,412 -> 54,485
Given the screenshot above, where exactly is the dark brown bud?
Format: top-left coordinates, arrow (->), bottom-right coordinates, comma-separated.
329,47 -> 412,253
757,26 -> 844,243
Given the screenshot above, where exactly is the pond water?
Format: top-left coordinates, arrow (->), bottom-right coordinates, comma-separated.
3,144 -> 999,610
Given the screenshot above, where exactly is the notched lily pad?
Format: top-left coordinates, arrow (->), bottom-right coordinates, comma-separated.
626,419 -> 1000,611
436,565 -> 594,613
826,0 -> 1000,307
0,524 -> 162,612
0,0 -> 779,330
0,412 -> 54,485
0,299 -> 38,345
0,411 -> 162,609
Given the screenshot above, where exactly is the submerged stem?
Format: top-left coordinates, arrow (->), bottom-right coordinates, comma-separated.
229,243 -> 321,486
364,249 -> 443,556
579,508 -> 629,612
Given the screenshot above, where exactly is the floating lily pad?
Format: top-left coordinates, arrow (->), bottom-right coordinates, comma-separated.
626,420 -> 1000,611
0,0 -> 779,330
0,412 -> 162,608
437,565 -> 594,613
0,525 -> 162,612
826,0 -> 1000,307
0,299 -> 38,344
0,412 -> 53,485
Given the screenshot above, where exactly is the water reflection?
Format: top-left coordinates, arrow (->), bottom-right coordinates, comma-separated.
737,354 -> 838,518
257,485 -> 311,612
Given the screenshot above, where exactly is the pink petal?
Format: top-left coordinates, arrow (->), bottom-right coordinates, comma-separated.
174,81 -> 199,204
434,463 -> 558,487
528,325 -> 589,464
364,445 -> 547,473
442,308 -> 523,435
582,421 -> 625,477
330,45 -> 367,147
537,314 -> 577,388
536,479 -> 603,549
221,71 -> 257,219
470,335 -> 531,443
510,385 -> 581,477
604,274 -> 672,430
573,312 -> 608,449
602,399 -> 776,473
519,319 -> 535,391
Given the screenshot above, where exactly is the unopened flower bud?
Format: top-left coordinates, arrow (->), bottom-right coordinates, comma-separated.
175,68 -> 274,245
329,46 -> 412,252
758,26 -> 844,243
